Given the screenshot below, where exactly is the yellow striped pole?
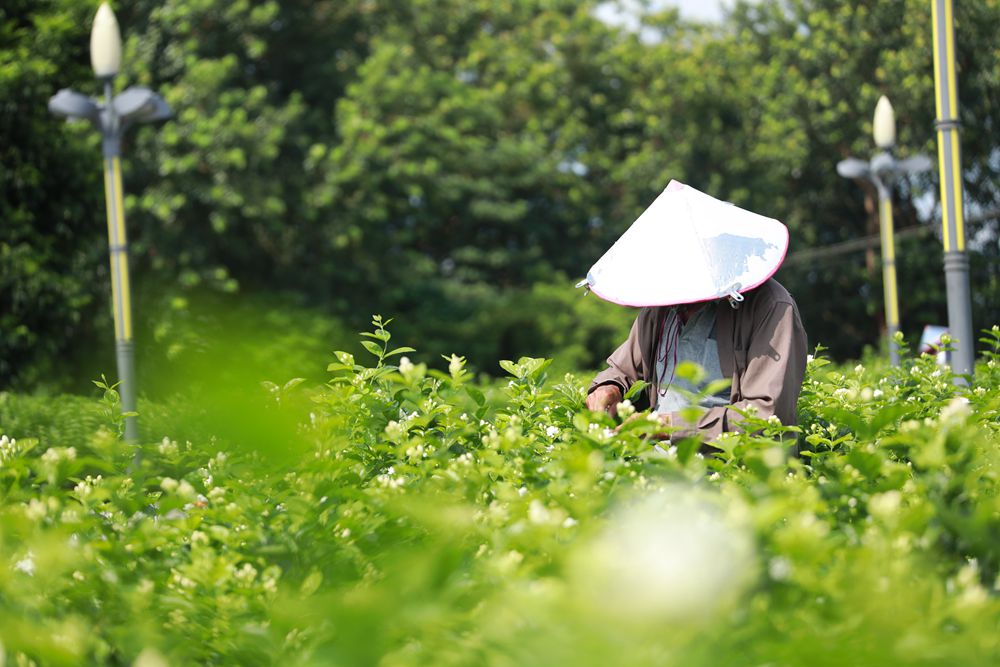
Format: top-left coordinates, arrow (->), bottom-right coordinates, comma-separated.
102,80 -> 138,441
877,185 -> 900,365
932,0 -> 975,380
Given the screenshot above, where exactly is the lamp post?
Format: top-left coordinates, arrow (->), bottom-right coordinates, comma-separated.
48,3 -> 171,442
837,96 -> 932,367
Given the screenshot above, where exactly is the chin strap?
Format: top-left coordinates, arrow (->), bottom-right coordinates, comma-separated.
575,278 -> 591,296
726,284 -> 744,309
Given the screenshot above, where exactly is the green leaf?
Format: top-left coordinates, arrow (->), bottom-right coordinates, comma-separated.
283,377 -> 305,392
499,360 -> 520,377
361,340 -> 383,357
467,387 -> 486,407
623,380 -> 648,401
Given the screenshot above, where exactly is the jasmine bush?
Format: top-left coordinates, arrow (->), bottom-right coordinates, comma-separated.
0,321 -> 997,665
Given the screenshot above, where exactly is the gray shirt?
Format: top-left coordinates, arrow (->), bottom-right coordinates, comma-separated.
654,305 -> 730,413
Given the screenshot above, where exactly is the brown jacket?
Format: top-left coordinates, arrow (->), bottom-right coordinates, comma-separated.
588,279 -> 808,441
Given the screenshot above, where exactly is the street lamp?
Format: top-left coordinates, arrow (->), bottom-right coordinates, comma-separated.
837,95 -> 932,367
48,3 -> 171,442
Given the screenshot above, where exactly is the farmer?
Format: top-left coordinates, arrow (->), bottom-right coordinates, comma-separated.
579,180 -> 808,441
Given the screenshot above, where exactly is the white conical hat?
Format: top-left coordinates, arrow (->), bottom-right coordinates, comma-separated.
579,180 -> 788,307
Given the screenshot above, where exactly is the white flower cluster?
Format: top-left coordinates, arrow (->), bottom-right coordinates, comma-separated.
405,443 -> 429,460
233,562 -> 258,584
13,551 -> 35,576
385,420 -> 407,440
24,497 -> 56,521
0,434 -> 20,466
158,437 -> 179,457
73,475 -> 103,499
376,466 -> 405,490
948,559 -> 989,609
40,446 -> 76,465
615,399 -> 635,419
939,396 -> 971,422
445,353 -> 465,378
571,487 -> 757,622
587,422 -> 615,440
160,477 -> 197,499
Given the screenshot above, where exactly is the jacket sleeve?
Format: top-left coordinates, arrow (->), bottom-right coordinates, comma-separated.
671,299 -> 807,441
588,314 -> 645,398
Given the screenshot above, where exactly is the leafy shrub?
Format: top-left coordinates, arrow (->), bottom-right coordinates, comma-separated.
0,321 -> 997,665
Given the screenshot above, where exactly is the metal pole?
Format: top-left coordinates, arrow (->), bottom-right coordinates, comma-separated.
932,0 -> 975,381
875,179 -> 900,366
101,80 -> 139,441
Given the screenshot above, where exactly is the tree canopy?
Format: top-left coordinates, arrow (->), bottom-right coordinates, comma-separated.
3,0 -> 999,390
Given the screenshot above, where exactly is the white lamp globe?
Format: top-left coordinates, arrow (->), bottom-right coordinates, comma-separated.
873,95 -> 896,149
90,3 -> 122,79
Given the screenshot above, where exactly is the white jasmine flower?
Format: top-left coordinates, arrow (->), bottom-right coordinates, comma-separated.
0,434 -> 19,465
41,446 -> 76,465
14,552 -> 35,576
385,420 -> 405,440
762,448 -> 785,468
398,356 -> 414,375
528,500 -> 552,525
869,491 -> 902,521
234,563 -> 258,583
940,396 -> 971,421
446,353 -> 464,377
158,437 -> 179,457
768,556 -> 793,581
159,477 -> 179,493
25,498 -> 47,521
616,399 -> 635,419
545,425 -> 560,438
571,488 -> 756,621
133,648 -> 169,667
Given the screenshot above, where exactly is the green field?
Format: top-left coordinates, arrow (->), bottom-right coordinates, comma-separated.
0,319 -> 997,665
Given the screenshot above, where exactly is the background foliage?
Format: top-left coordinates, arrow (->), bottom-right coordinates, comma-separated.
2,0 -> 999,392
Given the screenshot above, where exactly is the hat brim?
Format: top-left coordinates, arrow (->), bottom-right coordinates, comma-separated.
583,180 -> 789,307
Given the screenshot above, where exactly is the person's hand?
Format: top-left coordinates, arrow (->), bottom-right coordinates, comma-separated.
585,384 -> 622,417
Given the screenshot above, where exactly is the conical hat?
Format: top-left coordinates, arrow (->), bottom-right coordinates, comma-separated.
580,180 -> 788,307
